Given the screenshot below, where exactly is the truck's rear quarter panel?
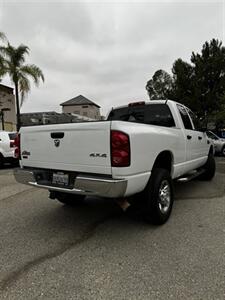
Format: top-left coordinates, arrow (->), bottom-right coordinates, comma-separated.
110,121 -> 185,195
111,121 -> 185,176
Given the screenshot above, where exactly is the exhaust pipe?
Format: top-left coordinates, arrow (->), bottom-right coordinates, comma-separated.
116,198 -> 131,211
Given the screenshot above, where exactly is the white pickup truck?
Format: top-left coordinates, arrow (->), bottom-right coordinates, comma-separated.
15,100 -> 215,224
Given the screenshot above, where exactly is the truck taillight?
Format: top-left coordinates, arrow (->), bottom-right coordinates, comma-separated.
111,130 -> 130,167
14,133 -> 21,159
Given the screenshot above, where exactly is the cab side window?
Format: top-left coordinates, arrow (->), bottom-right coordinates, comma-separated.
186,109 -> 201,131
177,105 -> 193,130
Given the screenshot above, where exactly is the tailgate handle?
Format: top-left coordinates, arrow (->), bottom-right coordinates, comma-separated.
51,132 -> 64,139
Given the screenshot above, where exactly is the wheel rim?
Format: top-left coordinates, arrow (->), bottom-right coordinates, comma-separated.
158,180 -> 171,214
222,148 -> 225,156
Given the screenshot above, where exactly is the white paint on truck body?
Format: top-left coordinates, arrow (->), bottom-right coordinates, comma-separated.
19,100 -> 211,198
20,122 -> 112,175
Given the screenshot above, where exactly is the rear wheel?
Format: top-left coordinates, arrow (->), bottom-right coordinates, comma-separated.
142,168 -> 174,225
50,191 -> 86,206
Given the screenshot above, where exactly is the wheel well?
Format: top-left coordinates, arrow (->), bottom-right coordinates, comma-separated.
209,146 -> 214,155
152,151 -> 173,174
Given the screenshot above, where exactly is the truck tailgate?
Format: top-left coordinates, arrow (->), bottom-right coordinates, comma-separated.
20,122 -> 112,175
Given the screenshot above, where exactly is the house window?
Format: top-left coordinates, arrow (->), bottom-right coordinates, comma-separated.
82,105 -> 88,108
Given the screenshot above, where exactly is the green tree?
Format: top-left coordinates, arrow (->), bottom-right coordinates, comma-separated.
0,43 -> 44,130
190,39 -> 225,117
171,58 -> 195,107
214,108 -> 225,131
146,69 -> 173,100
146,39 -> 225,124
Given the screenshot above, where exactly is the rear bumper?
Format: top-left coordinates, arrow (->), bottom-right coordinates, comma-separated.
14,168 -> 127,198
4,157 -> 18,163
3,149 -> 16,158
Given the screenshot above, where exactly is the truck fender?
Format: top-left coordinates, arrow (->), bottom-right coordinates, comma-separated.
151,150 -> 173,175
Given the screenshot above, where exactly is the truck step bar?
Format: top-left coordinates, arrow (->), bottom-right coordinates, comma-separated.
177,169 -> 205,182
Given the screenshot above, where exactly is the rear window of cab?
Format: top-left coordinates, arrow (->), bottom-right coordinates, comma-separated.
107,104 -> 175,128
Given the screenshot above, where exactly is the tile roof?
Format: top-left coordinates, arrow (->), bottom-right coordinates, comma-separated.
60,95 -> 100,108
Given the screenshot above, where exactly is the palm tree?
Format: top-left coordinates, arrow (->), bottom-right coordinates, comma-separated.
0,32 -> 6,40
0,43 -> 44,130
0,32 -> 7,79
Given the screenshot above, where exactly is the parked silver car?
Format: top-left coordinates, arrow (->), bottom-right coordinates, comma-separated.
206,131 -> 225,156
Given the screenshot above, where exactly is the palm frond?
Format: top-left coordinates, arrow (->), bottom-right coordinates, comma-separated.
15,44 -> 30,64
0,43 -> 14,57
0,43 -> 29,67
0,60 -> 6,77
0,41 -> 44,109
0,63 -> 6,78
20,64 -> 45,86
18,73 -> 31,107
0,32 -> 6,41
0,50 -> 6,79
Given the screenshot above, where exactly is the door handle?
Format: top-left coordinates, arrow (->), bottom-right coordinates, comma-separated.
187,135 -> 192,140
198,136 -> 202,140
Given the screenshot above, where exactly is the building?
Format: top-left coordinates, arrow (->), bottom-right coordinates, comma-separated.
20,111 -> 93,127
0,84 -> 16,131
60,95 -> 101,120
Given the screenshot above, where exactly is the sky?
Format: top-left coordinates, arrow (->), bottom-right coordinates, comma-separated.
0,0 -> 224,116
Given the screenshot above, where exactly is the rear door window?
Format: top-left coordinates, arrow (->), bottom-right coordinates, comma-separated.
107,104 -> 175,127
186,109 -> 201,131
177,105 -> 193,130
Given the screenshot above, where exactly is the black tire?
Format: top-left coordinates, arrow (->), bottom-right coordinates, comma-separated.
11,160 -> 19,167
221,146 -> 225,157
54,192 -> 85,206
142,168 -> 174,225
199,153 -> 216,180
0,154 -> 4,169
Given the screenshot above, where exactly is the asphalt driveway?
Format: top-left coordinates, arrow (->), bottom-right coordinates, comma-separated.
0,158 -> 224,299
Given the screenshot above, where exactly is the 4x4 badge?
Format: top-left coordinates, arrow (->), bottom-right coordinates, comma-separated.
54,139 -> 60,147
89,153 -> 107,158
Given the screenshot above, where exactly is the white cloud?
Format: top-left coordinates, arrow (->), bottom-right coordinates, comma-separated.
0,0 -> 224,116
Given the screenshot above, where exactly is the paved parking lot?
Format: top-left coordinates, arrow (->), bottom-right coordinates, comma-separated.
0,158 -> 225,299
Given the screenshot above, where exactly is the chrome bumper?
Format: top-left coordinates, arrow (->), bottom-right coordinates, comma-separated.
14,168 -> 127,198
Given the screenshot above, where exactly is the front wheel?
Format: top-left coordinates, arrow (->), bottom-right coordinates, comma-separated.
143,168 -> 174,225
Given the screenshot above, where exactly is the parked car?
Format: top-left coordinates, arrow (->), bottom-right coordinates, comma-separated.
206,131 -> 225,156
0,131 -> 19,168
15,100 -> 215,225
